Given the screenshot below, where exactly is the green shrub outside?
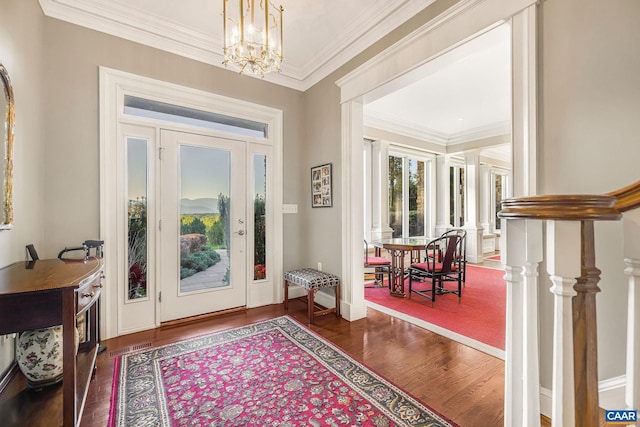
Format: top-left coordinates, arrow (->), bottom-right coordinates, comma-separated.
180,246 -> 221,279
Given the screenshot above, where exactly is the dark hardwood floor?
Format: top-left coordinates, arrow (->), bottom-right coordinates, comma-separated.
81,302 -> 505,427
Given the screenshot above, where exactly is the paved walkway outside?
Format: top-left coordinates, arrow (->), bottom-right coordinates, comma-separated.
180,249 -> 230,293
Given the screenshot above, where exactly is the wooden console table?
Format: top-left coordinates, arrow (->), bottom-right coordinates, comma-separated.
0,257 -> 104,427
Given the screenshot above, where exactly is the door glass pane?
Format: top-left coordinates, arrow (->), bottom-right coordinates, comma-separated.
388,156 -> 403,238
179,145 -> 230,293
253,154 -> 267,281
408,159 -> 425,237
127,138 -> 148,300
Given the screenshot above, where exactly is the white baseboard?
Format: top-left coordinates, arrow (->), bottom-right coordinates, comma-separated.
540,387 -> 553,419
540,375 -> 627,418
286,286 -> 367,321
599,375 -> 627,410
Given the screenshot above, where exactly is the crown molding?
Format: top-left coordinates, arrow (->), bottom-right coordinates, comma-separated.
298,0 -> 436,90
364,109 -> 511,146
447,120 -> 512,143
39,0 -> 434,92
364,110 -> 448,145
39,0 -> 311,90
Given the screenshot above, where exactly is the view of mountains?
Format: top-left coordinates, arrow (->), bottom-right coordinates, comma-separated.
180,198 -> 219,214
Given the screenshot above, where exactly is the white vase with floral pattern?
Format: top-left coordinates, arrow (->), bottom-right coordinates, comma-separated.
16,325 -> 79,389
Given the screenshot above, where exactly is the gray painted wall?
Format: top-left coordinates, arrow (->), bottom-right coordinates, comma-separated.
536,0 -> 640,385
0,0 -> 47,375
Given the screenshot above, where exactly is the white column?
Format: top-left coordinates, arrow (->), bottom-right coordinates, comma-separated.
363,140 -> 372,242
435,154 -> 451,237
546,221 -> 582,427
511,3 -> 537,198
623,209 -> 640,412
340,100 -> 367,321
463,150 -> 483,263
371,140 -> 393,241
501,218 -> 542,427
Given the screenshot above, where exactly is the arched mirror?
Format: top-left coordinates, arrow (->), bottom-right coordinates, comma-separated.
0,64 -> 14,230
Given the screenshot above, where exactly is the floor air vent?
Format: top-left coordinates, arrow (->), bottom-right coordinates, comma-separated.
109,342 -> 152,357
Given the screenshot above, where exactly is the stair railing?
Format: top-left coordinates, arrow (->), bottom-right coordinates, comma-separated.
498,181 -> 640,427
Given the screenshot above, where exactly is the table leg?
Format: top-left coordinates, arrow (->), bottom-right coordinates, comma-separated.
373,246 -> 383,285
62,288 -> 77,427
388,248 -> 407,297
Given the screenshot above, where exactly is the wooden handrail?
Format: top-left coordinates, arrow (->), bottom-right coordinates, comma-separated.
606,179 -> 640,212
499,194 -> 620,221
499,180 -> 640,219
498,182 -> 640,427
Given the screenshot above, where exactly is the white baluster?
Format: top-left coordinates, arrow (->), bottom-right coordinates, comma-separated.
522,220 -> 543,427
504,262 -> 524,426
546,221 -> 582,427
623,208 -> 640,413
502,219 -> 525,426
502,218 -> 543,427
624,257 -> 640,413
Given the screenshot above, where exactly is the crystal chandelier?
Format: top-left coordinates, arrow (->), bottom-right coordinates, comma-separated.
223,0 -> 284,76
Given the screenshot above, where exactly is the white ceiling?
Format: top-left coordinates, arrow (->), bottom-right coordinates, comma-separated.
38,0 -> 433,91
365,24 -> 511,146
39,0 -> 512,162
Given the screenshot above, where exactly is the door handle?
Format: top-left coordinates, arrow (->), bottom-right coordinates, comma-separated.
235,230 -> 245,236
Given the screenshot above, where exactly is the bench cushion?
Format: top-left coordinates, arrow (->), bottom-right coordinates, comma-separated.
284,268 -> 340,290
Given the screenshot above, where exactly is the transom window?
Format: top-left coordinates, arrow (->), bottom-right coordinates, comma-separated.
124,95 -> 268,138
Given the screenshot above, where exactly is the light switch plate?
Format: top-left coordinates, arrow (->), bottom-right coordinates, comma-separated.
282,204 -> 298,214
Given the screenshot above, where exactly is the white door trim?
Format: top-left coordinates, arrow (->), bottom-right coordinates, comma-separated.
335,0 -> 537,323
336,0 -> 538,321
100,67 -> 283,339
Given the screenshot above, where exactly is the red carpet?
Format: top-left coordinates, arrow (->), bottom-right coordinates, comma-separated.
487,254 -> 501,261
365,265 -> 506,350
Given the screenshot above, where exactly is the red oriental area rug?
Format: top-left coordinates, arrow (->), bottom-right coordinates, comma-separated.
108,316 -> 458,426
365,265 -> 506,351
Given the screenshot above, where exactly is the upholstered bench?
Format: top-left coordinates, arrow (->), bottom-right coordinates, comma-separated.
284,268 -> 340,324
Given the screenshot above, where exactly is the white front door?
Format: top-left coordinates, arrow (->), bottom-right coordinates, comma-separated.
101,68 -> 284,339
159,130 -> 247,322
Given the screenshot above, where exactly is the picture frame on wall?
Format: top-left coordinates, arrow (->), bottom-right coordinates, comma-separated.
311,163 -> 332,208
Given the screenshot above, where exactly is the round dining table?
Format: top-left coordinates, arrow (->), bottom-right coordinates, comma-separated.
372,237 -> 433,297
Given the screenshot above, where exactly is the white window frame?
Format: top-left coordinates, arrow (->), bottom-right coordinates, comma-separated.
387,146 -> 435,238
490,167 -> 510,234
449,159 -> 465,228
